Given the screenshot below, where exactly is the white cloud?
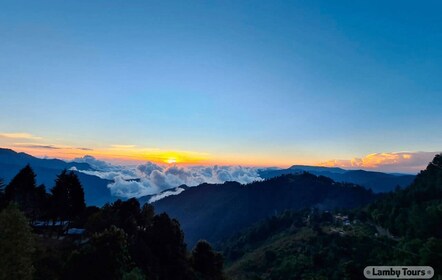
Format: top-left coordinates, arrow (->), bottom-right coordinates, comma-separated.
71,156 -> 263,199
148,187 -> 186,203
0,132 -> 42,140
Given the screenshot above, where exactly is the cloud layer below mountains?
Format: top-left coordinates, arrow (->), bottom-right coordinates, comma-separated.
72,156 -> 262,198
71,151 -> 440,199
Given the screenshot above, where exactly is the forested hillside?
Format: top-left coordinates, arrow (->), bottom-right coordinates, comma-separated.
153,173 -> 375,247
221,154 -> 442,280
0,165 -> 225,280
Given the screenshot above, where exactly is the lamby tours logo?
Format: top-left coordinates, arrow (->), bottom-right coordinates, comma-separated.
364,266 -> 434,279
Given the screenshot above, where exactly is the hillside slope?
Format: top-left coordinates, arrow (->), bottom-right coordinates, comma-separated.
152,173 -> 375,246
223,154 -> 442,280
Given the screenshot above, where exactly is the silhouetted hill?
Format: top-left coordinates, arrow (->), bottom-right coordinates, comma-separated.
0,148 -> 93,170
368,153 -> 442,239
152,173 -> 376,247
289,165 -> 347,173
0,148 -> 114,206
221,154 -> 442,279
259,165 -> 415,193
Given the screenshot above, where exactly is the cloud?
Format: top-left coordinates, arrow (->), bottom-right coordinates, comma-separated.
110,144 -> 136,149
71,155 -> 138,179
13,143 -> 61,149
109,177 -> 160,198
71,156 -> 263,199
73,155 -> 116,170
137,162 -> 163,176
319,151 -> 439,173
0,133 -> 42,140
76,147 -> 94,151
10,142 -> 94,153
148,187 -> 186,203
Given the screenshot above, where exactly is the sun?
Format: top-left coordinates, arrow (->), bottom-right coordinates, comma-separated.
165,157 -> 177,164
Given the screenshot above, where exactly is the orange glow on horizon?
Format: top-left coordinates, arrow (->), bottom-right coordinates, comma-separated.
3,144 -> 302,167
4,144 -> 214,166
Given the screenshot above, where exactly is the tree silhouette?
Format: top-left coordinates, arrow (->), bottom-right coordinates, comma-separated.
34,184 -> 50,222
64,226 -> 132,280
0,205 -> 35,280
4,165 -> 38,219
131,212 -> 193,280
191,240 -> 224,280
50,170 -> 85,223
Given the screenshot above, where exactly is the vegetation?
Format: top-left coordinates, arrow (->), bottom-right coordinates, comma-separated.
0,204 -> 35,280
153,172 -> 376,247
191,240 -> 224,280
1,153 -> 441,279
51,170 -> 86,223
221,154 -> 442,279
367,154 -> 442,239
0,165 -> 225,280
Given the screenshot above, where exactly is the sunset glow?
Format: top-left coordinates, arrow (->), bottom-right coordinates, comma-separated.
0,1 -> 441,173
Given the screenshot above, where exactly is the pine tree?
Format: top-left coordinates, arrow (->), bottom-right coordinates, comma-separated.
5,165 -> 38,218
50,170 -> 70,222
50,170 -> 85,222
67,171 -> 86,218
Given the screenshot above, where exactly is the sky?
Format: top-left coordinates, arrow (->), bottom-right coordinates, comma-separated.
0,1 -> 441,172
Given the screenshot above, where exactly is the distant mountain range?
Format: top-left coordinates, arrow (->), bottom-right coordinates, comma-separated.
0,148 -> 114,206
152,173 -> 376,247
258,165 -> 415,193
0,147 -> 416,210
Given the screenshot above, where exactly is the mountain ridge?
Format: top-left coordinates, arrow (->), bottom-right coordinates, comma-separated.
259,165 -> 415,192
151,173 -> 376,247
0,148 -> 114,206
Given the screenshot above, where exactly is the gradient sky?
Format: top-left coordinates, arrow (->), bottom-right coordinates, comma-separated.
0,1 -> 441,171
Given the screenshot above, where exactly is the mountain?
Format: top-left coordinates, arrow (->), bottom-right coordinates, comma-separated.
152,173 -> 376,247
0,148 -> 114,206
289,165 -> 347,174
221,154 -> 442,280
367,153 -> 442,239
258,165 -> 415,193
0,148 -> 93,171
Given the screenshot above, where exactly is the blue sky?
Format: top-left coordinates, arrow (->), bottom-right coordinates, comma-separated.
0,1 -> 441,170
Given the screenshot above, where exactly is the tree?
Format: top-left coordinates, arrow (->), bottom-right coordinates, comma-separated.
4,165 -> 38,217
85,198 -> 146,237
0,205 -> 35,280
0,178 -> 6,210
191,240 -> 224,280
122,267 -> 146,280
33,184 -> 50,222
132,213 -> 192,280
139,203 -> 155,229
64,226 -> 131,280
50,170 -> 85,222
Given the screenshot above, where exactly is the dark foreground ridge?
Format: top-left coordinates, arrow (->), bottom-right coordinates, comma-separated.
0,165 -> 225,280
221,154 -> 442,280
152,172 -> 376,246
